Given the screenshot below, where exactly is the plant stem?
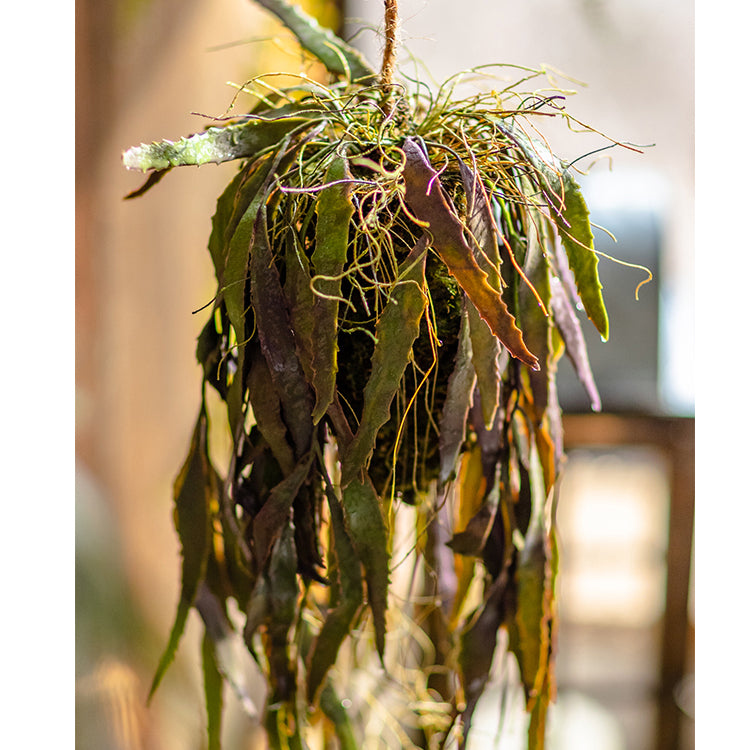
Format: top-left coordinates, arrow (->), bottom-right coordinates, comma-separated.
380,0 -> 399,113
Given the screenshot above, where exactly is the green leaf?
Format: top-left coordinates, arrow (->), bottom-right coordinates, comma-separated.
318,682 -> 359,750
122,112 -> 315,172
310,156 -> 355,424
518,215 -> 552,412
340,237 -> 428,487
402,138 -> 539,370
341,476 -> 389,661
554,174 -> 609,340
284,230 -> 317,385
149,405 -> 213,701
201,629 -> 224,750
265,522 -> 301,703
306,485 -> 363,703
509,433 -> 555,716
513,526 -> 552,709
254,0 -> 378,84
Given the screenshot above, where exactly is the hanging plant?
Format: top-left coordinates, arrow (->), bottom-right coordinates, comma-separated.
123,1 -> 643,747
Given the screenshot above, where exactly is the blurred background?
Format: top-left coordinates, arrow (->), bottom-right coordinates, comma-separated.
75,1 -> 694,748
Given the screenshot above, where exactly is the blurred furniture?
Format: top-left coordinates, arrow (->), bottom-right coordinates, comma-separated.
563,413 -> 695,750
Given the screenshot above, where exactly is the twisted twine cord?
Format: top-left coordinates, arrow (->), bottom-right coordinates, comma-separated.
380,0 -> 399,114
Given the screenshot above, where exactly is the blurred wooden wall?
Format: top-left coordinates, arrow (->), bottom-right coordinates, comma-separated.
76,1 -> 340,747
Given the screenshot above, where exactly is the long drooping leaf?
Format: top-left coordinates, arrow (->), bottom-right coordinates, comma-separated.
340,237 -> 428,487
553,175 -> 609,340
512,525 -> 552,710
250,205 -> 315,458
149,405 -> 213,700
509,435 -> 555,719
438,304 -> 476,485
202,629 -> 224,750
498,122 -> 609,340
205,166 -> 249,287
457,574 -> 508,748
222,155 -> 277,345
318,682 -> 359,750
122,111 -> 316,171
246,343 -> 297,476
265,522 -> 301,704
341,476 -> 389,660
253,0 -> 378,84
284,231 -> 317,384
459,161 -> 504,427
549,273 -> 601,412
518,216 -> 551,412
253,453 -> 313,568
402,138 -> 539,370
306,485 -> 363,703
196,583 -> 260,721
310,156 -> 355,423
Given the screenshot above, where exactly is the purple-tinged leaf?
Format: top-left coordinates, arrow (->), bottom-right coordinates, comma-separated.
550,275 -> 601,412
458,573 -> 509,748
283,232 -> 317,385
250,205 -> 315,458
402,138 -> 539,370
253,453 -> 313,569
246,343 -> 296,476
438,303 -> 476,486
